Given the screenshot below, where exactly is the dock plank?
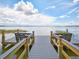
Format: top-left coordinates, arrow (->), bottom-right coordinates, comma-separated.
28,36 -> 59,59
71,56 -> 79,59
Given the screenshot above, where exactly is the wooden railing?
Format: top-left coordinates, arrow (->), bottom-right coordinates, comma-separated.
0,29 -> 27,53
0,29 -> 26,33
0,30 -> 35,59
0,29 -> 26,45
50,31 -> 79,59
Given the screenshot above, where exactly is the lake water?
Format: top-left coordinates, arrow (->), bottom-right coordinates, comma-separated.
0,26 -> 79,45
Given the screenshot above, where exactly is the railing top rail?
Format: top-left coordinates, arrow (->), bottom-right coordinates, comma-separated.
0,39 -> 26,59
53,34 -> 79,52
0,33 -> 32,59
53,34 -> 60,39
62,38 -> 79,51
0,29 -> 27,33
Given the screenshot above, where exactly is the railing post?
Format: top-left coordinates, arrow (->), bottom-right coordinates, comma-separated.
25,39 -> 29,59
57,38 -> 63,59
2,30 -> 6,53
66,29 -> 68,33
32,31 -> 35,43
2,30 -> 5,45
50,31 -> 55,45
17,29 -> 19,32
16,29 -> 20,43
50,31 -> 53,43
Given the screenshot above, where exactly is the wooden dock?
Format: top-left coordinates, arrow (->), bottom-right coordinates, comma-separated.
28,36 -> 59,59
50,31 -> 79,59
0,30 -> 35,59
0,30 -> 79,59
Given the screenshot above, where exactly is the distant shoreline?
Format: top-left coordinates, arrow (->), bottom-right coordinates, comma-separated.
0,25 -> 79,27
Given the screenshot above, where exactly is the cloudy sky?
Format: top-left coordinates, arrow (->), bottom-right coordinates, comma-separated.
0,0 -> 79,26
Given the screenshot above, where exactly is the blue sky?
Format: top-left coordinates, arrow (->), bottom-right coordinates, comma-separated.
0,0 -> 79,26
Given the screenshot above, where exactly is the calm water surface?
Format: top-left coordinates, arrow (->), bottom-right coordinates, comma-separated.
0,26 -> 79,42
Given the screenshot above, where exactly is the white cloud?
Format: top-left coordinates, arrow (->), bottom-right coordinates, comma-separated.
14,0 -> 38,14
61,2 -> 75,8
53,20 -> 79,26
67,7 -> 78,14
73,0 -> 79,3
25,14 -> 55,25
59,7 -> 78,18
0,0 -> 56,26
59,15 -> 70,18
45,6 -> 56,10
57,0 -> 78,11
41,5 -> 56,12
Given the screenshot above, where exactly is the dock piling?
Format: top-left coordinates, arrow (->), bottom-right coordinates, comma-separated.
57,38 -> 63,59
2,30 -> 5,45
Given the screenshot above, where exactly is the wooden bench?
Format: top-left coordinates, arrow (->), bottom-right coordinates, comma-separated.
15,32 -> 31,42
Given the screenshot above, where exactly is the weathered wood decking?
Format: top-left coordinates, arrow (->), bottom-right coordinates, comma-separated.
28,36 -> 59,59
